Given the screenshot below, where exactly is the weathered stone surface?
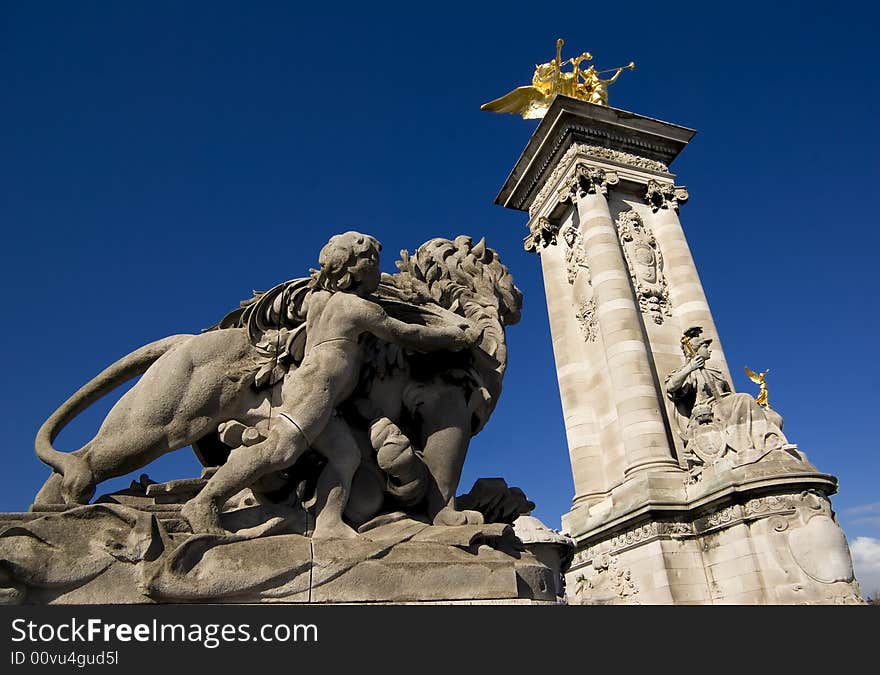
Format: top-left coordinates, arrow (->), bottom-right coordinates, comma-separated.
0,508 -> 561,604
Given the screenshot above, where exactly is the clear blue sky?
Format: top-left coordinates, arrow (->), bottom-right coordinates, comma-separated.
1,1 -> 878,584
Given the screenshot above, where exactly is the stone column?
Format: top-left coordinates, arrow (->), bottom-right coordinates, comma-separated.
525,216 -> 606,505
492,96 -> 862,605
645,180 -> 732,383
564,165 -> 680,477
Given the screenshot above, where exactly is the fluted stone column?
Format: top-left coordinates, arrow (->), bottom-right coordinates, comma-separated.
564,165 -> 680,477
645,180 -> 732,383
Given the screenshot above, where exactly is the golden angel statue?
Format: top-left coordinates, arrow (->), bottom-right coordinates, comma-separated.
480,39 -> 635,119
744,367 -> 770,408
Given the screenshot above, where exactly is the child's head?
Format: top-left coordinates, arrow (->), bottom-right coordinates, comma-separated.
311,231 -> 382,294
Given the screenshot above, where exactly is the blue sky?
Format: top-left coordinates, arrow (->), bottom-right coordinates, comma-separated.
2,2 -> 878,591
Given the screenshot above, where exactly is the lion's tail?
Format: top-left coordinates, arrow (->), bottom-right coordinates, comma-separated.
34,334 -> 195,475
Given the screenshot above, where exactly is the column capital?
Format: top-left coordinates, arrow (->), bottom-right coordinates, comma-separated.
558,164 -> 619,205
645,179 -> 688,212
523,216 -> 559,253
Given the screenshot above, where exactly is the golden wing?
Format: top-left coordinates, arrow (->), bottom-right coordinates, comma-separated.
480,86 -> 553,120
744,366 -> 762,384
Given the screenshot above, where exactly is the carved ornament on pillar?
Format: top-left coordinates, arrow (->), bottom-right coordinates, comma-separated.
645,179 -> 689,212
562,225 -> 589,285
616,209 -> 670,325
523,216 -> 559,253
572,553 -> 640,605
575,298 -> 598,343
561,225 -> 597,342
557,164 -> 619,205
528,143 -> 669,218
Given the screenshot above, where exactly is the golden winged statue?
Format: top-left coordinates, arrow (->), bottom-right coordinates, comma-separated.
744,366 -> 770,408
480,39 -> 635,119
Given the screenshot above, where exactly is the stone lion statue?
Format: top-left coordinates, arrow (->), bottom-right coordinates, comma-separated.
33,233 -> 521,534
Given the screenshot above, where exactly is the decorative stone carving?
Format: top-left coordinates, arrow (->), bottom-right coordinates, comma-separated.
743,494 -> 798,518
760,489 -> 864,604
645,179 -> 689,212
575,298 -> 598,343
557,164 -> 619,205
528,143 -> 670,217
523,216 -> 559,253
665,326 -> 804,481
1,232 -> 575,605
572,553 -> 639,604
786,490 -> 855,585
561,225 -> 588,285
616,209 -> 670,324
580,145 -> 668,174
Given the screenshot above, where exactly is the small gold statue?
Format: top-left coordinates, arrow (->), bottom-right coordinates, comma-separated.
744,366 -> 770,408
481,39 -> 635,119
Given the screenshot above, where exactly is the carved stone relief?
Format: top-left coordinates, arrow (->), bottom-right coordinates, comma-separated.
753,490 -> 862,604
572,553 -> 639,604
645,179 -> 689,212
777,490 -> 856,586
561,225 -> 588,285
559,225 -> 597,343
616,209 -> 670,324
566,490 -> 863,604
575,298 -> 598,343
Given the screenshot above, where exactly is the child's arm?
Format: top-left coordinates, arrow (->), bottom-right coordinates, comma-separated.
354,297 -> 477,352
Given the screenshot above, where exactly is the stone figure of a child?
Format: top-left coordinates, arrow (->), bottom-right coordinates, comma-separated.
181,232 -> 478,536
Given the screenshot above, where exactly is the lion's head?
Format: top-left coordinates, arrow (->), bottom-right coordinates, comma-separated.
394,235 -> 522,327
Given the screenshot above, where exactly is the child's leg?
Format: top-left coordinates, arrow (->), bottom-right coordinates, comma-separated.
310,414 -> 360,539
182,417 -> 311,534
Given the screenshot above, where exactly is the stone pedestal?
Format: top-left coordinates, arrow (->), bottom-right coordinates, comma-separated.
0,478 -> 570,605
496,96 -> 863,604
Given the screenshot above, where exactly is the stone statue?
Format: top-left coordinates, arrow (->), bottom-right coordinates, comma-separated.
665,326 -> 802,477
0,232 -> 576,605
33,232 -> 521,534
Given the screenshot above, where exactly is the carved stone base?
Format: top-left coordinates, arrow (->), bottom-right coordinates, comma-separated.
0,502 -> 569,605
563,464 -> 864,605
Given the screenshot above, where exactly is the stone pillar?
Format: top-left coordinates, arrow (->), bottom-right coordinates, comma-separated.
492,96 -> 863,605
644,180 -> 731,383
525,216 -> 606,505
563,165 -> 679,477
